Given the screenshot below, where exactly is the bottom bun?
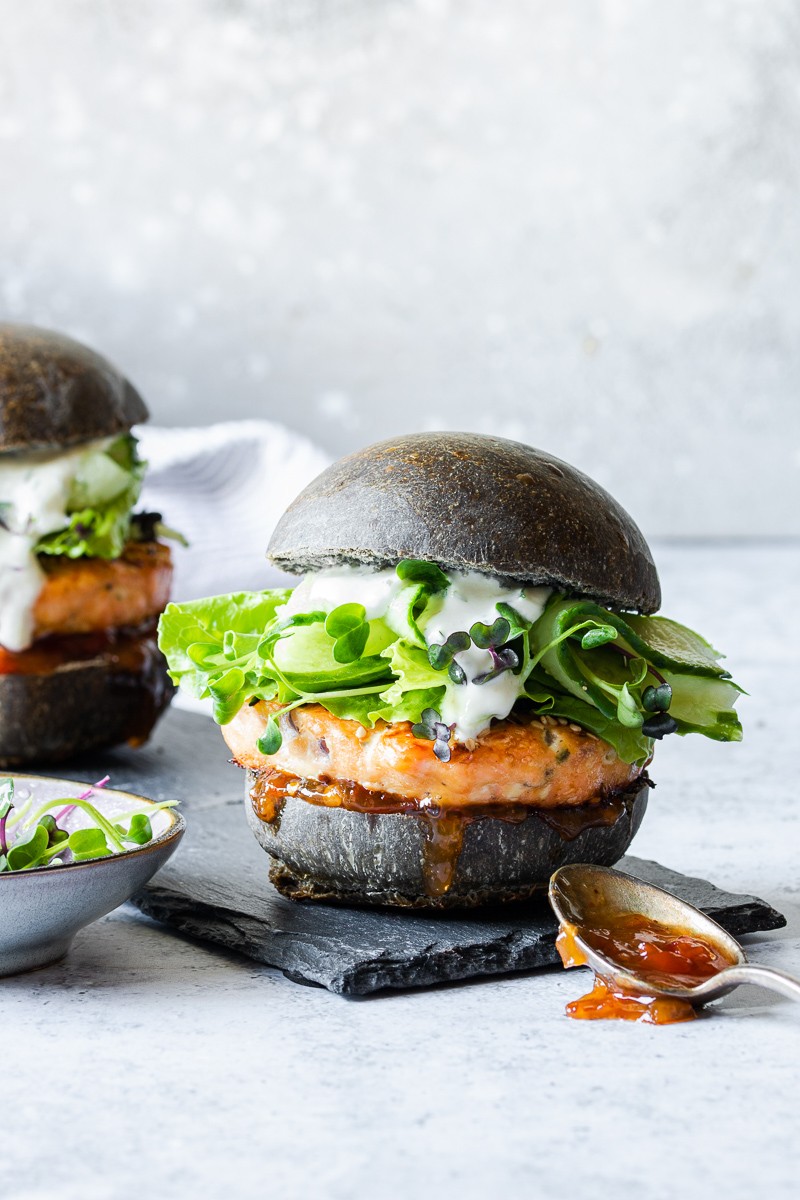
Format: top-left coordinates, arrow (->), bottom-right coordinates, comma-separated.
245,771 -> 651,909
0,632 -> 174,767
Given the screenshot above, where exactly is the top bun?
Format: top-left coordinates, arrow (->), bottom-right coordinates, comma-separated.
268,432 -> 661,613
0,324 -> 148,453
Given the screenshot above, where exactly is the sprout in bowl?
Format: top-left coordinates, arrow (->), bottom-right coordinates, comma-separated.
0,775 -> 178,872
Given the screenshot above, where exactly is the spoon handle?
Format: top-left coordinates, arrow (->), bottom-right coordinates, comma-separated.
714,963 -> 800,1004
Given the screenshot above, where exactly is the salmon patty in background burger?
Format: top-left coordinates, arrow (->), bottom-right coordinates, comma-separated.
159,433 -> 743,907
0,324 -> 180,766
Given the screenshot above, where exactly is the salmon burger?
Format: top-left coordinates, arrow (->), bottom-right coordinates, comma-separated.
159,433 -> 742,907
0,324 -> 179,765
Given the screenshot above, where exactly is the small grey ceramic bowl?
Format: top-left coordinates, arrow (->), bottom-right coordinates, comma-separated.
0,774 -> 184,976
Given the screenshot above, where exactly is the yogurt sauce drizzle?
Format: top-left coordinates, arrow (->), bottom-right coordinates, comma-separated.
0,438 -> 113,652
281,565 -> 551,742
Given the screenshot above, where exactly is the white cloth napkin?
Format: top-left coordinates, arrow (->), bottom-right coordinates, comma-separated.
136,420 -> 331,602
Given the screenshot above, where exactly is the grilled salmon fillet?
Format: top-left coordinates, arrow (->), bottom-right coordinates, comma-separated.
223,700 -> 643,809
33,542 -> 173,639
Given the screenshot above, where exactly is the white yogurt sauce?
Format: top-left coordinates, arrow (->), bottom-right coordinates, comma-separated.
278,564 -> 550,742
423,571 -> 551,741
0,438 -> 114,651
280,565 -> 405,622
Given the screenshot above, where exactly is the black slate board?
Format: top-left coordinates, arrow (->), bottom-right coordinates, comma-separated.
40,710 -> 786,996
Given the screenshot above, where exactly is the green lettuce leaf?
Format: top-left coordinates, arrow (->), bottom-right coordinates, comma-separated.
158,590 -> 292,715
156,569 -> 743,765
378,640 -> 446,706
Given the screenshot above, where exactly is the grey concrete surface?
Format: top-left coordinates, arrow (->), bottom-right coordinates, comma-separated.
1,1 -> 798,536
0,540 -> 798,1200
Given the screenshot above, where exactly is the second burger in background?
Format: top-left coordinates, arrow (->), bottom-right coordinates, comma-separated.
0,324 -> 181,766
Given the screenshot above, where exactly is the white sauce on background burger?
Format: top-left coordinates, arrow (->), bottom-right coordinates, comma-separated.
0,438 -> 114,652
280,564 -> 551,742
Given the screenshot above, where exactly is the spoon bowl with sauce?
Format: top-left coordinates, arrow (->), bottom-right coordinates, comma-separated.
549,864 -> 800,1024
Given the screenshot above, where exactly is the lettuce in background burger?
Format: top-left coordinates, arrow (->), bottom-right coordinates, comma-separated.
159,433 -> 742,907
0,324 -> 179,766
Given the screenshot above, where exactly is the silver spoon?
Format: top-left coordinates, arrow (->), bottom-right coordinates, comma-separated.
549,863 -> 800,1008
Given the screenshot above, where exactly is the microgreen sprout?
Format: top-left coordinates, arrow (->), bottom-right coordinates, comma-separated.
130,511 -> 189,547
495,603 -> 533,638
0,775 -> 178,873
447,660 -> 467,686
51,774 -> 111,834
427,631 -> 471,683
640,713 -> 679,739
607,642 -> 670,689
411,708 -> 455,762
616,682 -> 642,728
428,619 -> 526,688
427,617 -> 523,687
257,716 -> 284,756
642,683 -> 673,713
469,617 -> 511,650
325,603 -> 370,663
530,618 -> 619,670
396,559 -> 450,591
472,645 -> 520,685
580,624 -> 618,650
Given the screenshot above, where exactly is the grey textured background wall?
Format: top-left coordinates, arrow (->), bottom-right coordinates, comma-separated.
1,0 -> 798,536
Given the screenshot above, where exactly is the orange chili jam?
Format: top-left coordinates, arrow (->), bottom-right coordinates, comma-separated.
556,912 -> 735,1025
250,767 -> 635,899
0,623 -> 159,676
